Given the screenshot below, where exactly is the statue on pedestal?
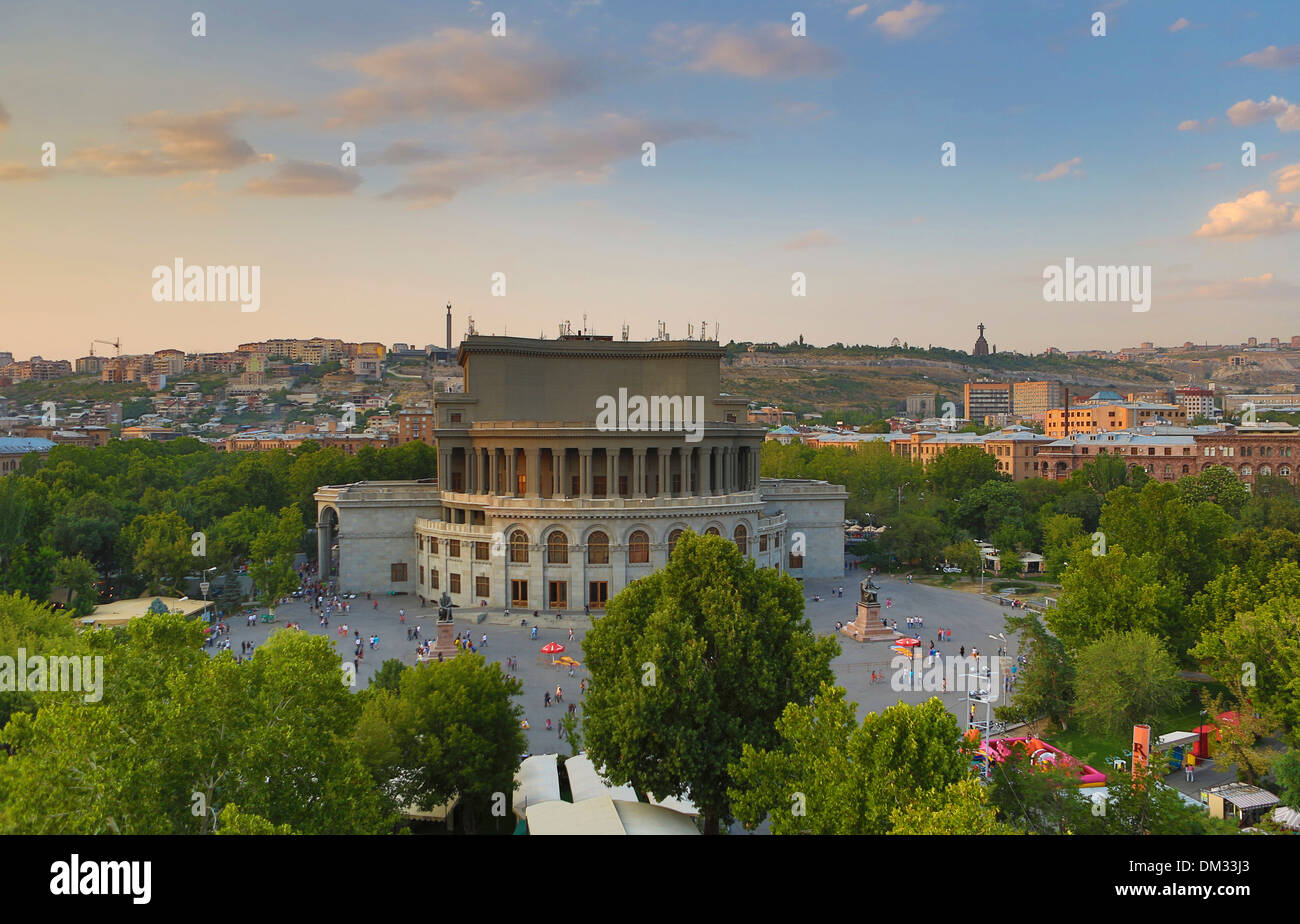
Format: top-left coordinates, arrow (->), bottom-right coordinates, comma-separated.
437,591 -> 454,623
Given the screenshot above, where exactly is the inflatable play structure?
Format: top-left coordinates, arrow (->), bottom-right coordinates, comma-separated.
977,736 -> 1107,787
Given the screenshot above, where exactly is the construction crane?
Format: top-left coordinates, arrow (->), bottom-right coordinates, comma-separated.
89,338 -> 122,357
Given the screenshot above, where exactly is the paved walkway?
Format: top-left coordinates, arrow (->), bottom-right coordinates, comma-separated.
203,571 -> 1025,756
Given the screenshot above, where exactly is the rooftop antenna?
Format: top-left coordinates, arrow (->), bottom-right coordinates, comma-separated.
620,323 -> 629,341
701,321 -> 708,341
466,316 -> 477,335
714,321 -> 720,342
688,323 -> 694,339
582,313 -> 588,335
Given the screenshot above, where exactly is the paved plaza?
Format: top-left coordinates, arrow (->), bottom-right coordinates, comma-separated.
204,569 -> 1023,756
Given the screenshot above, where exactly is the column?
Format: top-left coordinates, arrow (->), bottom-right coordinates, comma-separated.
700,445 -> 712,495
606,449 -> 616,498
580,449 -> 593,498
659,449 -> 670,498
489,448 -> 499,495
438,448 -> 450,490
317,519 -> 331,579
506,449 -> 517,497
526,447 -> 541,497
682,447 -> 692,496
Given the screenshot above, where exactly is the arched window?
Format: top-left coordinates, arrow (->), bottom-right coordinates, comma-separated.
1280,465 -> 1292,476
733,523 -> 748,555
509,529 -> 529,563
587,531 -> 609,565
628,530 -> 650,564
1182,464 -> 1189,474
1260,465 -> 1272,476
547,531 -> 569,564
668,529 -> 684,557
705,526 -> 720,537
1240,465 -> 1252,477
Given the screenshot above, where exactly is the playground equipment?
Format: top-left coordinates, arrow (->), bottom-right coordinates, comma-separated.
979,736 -> 1107,787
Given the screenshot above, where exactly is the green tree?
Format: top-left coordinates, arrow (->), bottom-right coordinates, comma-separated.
583,531 -> 837,834
730,686 -> 969,835
0,592 -> 87,727
0,617 -> 388,834
942,539 -> 981,576
1176,465 -> 1250,518
353,654 -> 524,830
888,778 -> 1017,835
996,613 -> 1073,729
249,507 -> 303,615
1040,513 -> 1085,580
1045,546 -> 1184,652
1073,630 -> 1185,736
926,445 -> 1005,498
120,511 -> 192,595
53,555 -> 98,617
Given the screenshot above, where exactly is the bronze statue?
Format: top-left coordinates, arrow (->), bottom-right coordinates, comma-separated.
438,591 -> 454,622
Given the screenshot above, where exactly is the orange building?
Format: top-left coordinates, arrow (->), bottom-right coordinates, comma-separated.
1046,401 -> 1186,438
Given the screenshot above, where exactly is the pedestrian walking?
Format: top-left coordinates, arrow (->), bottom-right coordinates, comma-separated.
1185,752 -> 1196,782
568,627 -> 575,642
544,691 -> 551,707
555,685 -> 563,703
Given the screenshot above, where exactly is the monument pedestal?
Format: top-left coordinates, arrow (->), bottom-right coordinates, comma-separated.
431,619 -> 458,660
839,580 -> 898,643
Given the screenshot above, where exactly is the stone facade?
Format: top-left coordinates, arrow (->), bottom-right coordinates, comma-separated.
315,335 -> 846,609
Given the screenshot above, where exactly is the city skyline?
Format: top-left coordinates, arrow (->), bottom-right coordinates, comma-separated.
2,1 -> 1298,360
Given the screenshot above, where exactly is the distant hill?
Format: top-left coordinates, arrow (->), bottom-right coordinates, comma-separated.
720,343 -> 1170,420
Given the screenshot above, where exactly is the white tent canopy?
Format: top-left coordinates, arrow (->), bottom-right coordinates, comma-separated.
513,754 -> 562,820
565,754 -> 639,803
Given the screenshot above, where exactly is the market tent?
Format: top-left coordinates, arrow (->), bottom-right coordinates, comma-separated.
565,754 -> 639,804
525,795 -> 701,835
526,796 -> 626,836
513,754 -> 562,820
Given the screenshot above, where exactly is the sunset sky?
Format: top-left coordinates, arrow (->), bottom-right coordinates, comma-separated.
1,0 -> 1298,361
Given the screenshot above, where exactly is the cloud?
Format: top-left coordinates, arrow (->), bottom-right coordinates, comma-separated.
328,28 -> 594,125
0,162 -> 48,182
1182,273 -> 1296,300
1200,162 -> 1224,172
1033,156 -> 1082,182
380,113 -> 730,207
1195,189 -> 1300,239
66,107 -> 278,176
1168,18 -> 1191,32
847,4 -> 871,19
1275,163 -> 1300,193
244,160 -> 362,197
1227,95 -> 1300,131
1178,117 -> 1217,132
1234,44 -> 1300,70
783,230 -> 837,250
874,1 -> 942,39
653,23 -> 839,78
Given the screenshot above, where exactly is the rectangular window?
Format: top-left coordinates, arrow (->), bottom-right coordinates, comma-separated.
474,541 -> 489,561
789,553 -> 804,569
418,535 -> 424,551
475,575 -> 489,598
450,412 -> 462,423
760,535 -> 768,551
594,475 -> 607,497
419,565 -> 424,584
511,580 -> 528,607
432,569 -> 439,589
548,581 -> 568,609
618,475 -> 628,496
450,572 -> 461,594
448,539 -> 461,557
588,581 -> 608,609
391,563 -> 408,582
431,537 -> 439,554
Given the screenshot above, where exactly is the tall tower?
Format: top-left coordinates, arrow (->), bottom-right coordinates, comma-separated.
973,323 -> 990,357
446,302 -> 452,350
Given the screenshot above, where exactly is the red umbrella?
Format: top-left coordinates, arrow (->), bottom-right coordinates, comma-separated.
896,637 -> 920,647
540,642 -> 565,654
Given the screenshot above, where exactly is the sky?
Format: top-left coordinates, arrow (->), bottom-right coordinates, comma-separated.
1,0 -> 1298,361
